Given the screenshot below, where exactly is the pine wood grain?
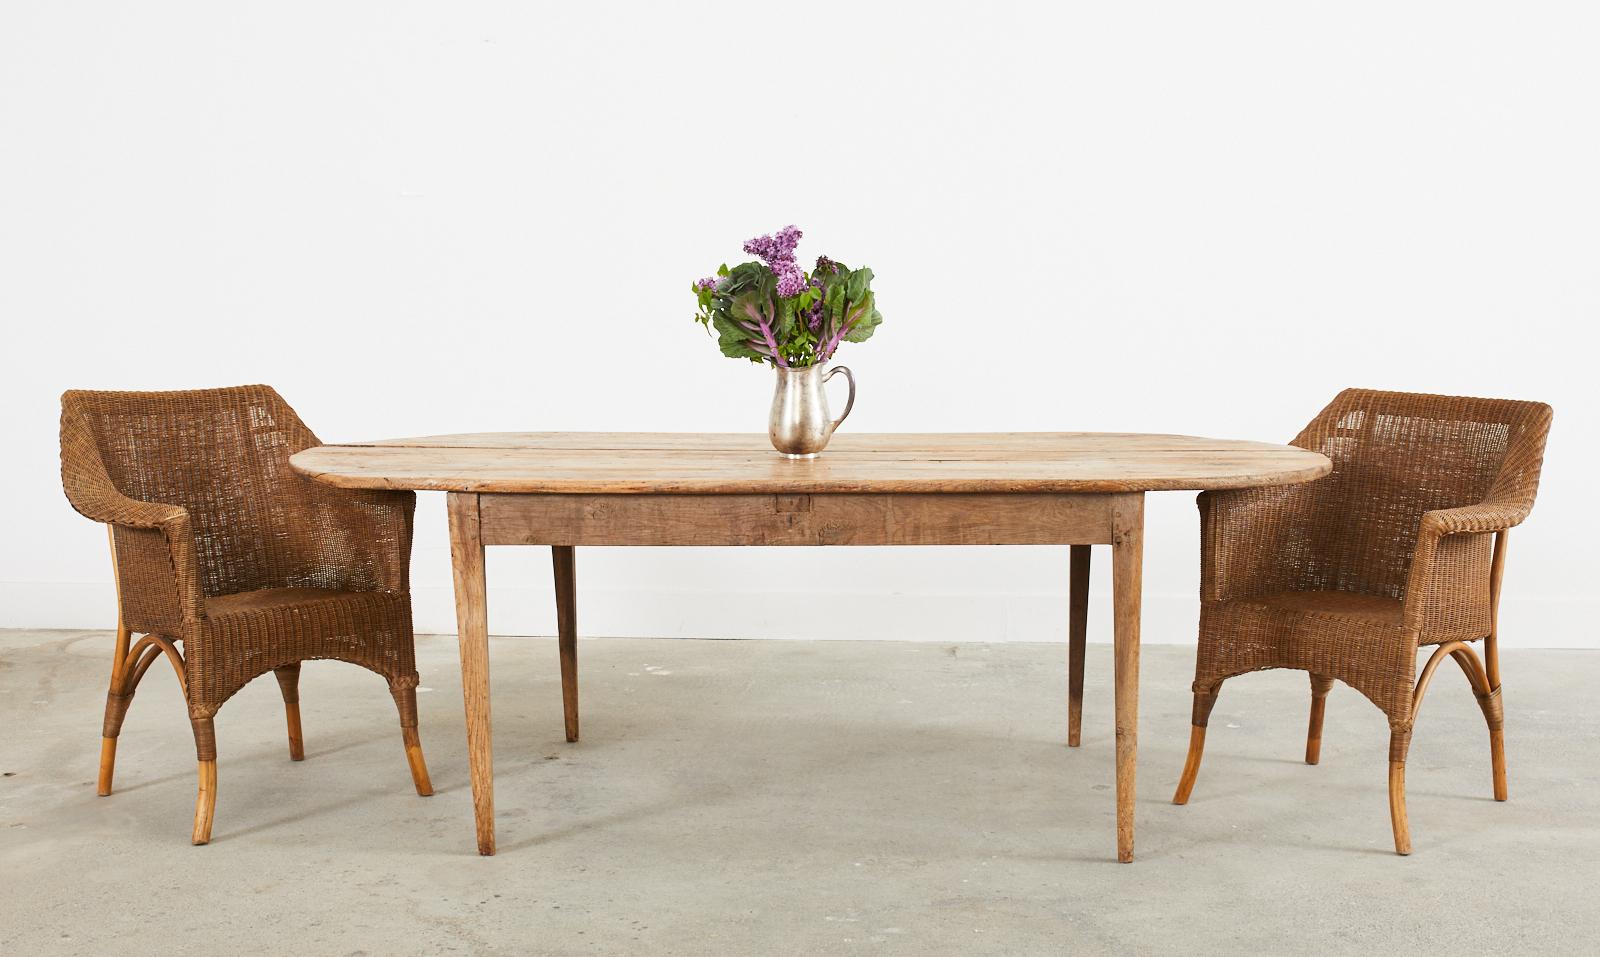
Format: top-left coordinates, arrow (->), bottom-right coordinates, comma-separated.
1110,494 -> 1143,863
364,431 -> 1313,452
291,433 -> 1330,495
447,492 -> 495,856
479,493 -> 1117,547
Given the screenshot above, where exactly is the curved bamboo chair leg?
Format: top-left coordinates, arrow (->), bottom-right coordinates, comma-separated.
101,628 -> 185,798
99,529 -> 131,797
98,619 -> 134,796
1448,645 -> 1508,801
1474,532 -> 1511,802
1399,638 -> 1504,854
1173,686 -> 1219,805
1388,729 -> 1412,855
193,761 -> 217,846
1306,675 -> 1334,765
273,664 -> 305,761
190,716 -> 217,845
392,684 -> 433,797
1487,719 -> 1508,802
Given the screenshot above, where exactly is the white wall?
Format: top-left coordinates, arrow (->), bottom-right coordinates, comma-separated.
2,2 -> 1596,648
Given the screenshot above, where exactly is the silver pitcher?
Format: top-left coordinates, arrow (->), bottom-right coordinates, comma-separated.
768,362 -> 856,457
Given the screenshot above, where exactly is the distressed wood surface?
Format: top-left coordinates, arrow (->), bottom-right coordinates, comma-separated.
1110,494 -> 1144,863
291,432 -> 1330,495
479,493 -> 1116,547
447,492 -> 496,856
364,432 -> 1308,452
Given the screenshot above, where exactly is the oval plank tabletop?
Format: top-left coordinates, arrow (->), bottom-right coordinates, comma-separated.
290,432 -> 1331,494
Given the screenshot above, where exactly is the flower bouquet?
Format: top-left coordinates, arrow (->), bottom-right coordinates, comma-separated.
691,226 -> 882,456
691,225 -> 882,368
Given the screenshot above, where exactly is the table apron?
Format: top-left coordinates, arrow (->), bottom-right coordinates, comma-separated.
476,492 -> 1123,547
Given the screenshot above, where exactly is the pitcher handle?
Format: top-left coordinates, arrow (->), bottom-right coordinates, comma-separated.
825,364 -> 856,433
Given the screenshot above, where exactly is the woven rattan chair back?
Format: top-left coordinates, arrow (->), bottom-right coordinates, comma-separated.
63,386 -> 405,603
1286,390 -> 1548,604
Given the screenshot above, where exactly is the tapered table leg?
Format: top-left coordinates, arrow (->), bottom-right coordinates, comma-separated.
1067,544 -> 1091,747
1110,494 -> 1144,863
553,545 -> 579,742
448,492 -> 495,856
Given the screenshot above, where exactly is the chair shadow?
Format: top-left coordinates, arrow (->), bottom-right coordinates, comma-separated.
82,685 -> 1512,860
102,734 -> 387,794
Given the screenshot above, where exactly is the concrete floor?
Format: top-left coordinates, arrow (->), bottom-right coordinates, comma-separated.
1,630 -> 1597,956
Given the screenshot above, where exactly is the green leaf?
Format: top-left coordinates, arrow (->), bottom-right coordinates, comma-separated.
718,261 -> 768,298
824,282 -> 846,339
710,310 -> 766,361
846,266 -> 873,301
845,302 -> 882,343
775,296 -> 797,340
694,257 -> 878,365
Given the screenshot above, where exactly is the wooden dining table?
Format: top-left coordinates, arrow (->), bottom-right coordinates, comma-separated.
290,432 -> 1330,861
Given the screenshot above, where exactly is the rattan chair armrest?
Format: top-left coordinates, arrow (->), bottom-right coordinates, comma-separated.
1401,498 -> 1530,633
64,468 -> 202,614
67,484 -> 188,531
107,513 -> 206,628
61,398 -> 188,531
1418,501 -> 1530,539
61,398 -> 205,625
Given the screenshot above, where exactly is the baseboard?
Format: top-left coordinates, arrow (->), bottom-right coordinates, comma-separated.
2,581 -> 1595,648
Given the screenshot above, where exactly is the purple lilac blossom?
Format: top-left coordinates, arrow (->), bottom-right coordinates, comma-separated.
804,257 -> 834,330
694,276 -> 720,292
742,225 -> 803,265
774,263 -> 807,298
745,225 -> 811,299
804,277 -> 825,331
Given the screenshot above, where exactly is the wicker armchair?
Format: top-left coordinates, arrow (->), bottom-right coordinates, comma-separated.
60,385 -> 433,844
1171,389 -> 1552,854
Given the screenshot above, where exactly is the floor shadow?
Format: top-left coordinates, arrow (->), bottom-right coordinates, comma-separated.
104,734 -> 386,793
